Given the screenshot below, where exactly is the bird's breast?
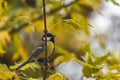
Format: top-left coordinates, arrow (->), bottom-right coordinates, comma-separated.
37,41 -> 54,59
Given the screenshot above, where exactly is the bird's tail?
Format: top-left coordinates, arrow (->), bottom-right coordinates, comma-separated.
15,60 -> 29,72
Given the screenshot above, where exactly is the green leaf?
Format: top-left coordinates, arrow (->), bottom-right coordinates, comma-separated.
81,43 -> 90,52
93,53 -> 110,65
83,64 -> 100,77
99,39 -> 106,49
13,63 -> 43,79
55,46 -> 70,55
85,52 -> 94,65
0,63 -> 9,71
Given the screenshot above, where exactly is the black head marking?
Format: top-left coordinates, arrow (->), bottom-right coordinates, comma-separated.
42,33 -> 55,42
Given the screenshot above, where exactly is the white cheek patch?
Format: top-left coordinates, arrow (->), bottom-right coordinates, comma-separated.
43,37 -> 45,40
43,37 -> 51,40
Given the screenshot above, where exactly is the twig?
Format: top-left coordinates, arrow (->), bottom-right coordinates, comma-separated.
42,0 -> 48,80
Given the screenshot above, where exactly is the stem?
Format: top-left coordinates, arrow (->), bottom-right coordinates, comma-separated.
42,0 -> 48,80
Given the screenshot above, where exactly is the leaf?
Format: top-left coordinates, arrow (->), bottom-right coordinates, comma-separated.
83,65 -> 92,77
93,53 -> 110,65
107,51 -> 120,64
81,43 -> 90,52
0,30 -> 11,55
55,46 -> 70,55
49,13 -> 91,35
28,78 -> 38,80
0,0 -> 9,18
0,30 -> 11,46
83,64 -> 100,77
10,62 -> 40,72
0,16 -> 8,28
10,63 -> 43,79
63,19 -> 82,32
0,63 -> 15,79
53,56 -> 65,66
12,46 -> 28,61
12,34 -> 28,61
2,1 -> 9,10
0,43 -> 6,55
99,39 -> 106,49
54,46 -> 84,66
85,52 -> 94,65
0,7 -> 3,18
82,53 -> 110,77
48,73 -> 67,80
71,12 -> 91,35
14,16 -> 35,32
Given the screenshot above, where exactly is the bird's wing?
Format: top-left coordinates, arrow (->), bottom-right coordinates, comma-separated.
28,46 -> 44,61
15,47 -> 44,72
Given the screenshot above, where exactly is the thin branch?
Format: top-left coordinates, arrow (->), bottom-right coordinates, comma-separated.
8,0 -> 78,34
42,0 -> 48,80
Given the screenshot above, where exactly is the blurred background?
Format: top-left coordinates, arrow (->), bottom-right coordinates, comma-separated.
0,0 -> 120,80
89,0 -> 120,56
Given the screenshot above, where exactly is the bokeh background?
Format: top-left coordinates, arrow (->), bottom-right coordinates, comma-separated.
0,0 -> 120,80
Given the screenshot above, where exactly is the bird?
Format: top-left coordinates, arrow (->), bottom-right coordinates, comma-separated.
15,32 -> 55,72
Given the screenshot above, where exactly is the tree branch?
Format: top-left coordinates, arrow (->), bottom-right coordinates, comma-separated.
8,0 -> 78,34
42,0 -> 48,80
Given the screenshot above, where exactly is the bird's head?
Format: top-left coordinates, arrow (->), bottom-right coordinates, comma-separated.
42,33 -> 55,42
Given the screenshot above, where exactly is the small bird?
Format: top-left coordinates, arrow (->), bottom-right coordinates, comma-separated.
15,33 -> 55,72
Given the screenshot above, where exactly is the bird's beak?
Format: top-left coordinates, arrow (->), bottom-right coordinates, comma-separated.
53,35 -> 56,37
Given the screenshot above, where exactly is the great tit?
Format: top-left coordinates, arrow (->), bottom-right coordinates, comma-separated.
15,33 -> 55,72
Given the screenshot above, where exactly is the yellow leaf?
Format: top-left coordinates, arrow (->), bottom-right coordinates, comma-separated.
28,78 -> 38,80
71,12 -> 91,35
12,46 -> 28,61
0,0 -> 3,3
0,30 -> 11,46
34,20 -> 44,32
10,62 -> 36,71
12,34 -> 28,61
0,1 -> 3,18
25,25 -> 35,33
0,63 -> 15,80
0,30 -> 11,55
53,56 -> 65,66
53,52 -> 83,66
3,1 -> 9,10
0,43 -> 6,55
48,73 -> 67,80
0,0 -> 9,19
33,17 -> 54,33
0,16 -> 8,28
55,46 -> 70,56
13,34 -> 22,46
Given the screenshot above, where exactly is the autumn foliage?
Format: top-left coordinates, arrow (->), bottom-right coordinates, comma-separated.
0,0 -> 120,80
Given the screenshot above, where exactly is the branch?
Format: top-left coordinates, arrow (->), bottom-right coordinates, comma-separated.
42,0 -> 48,80
8,0 -> 78,34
